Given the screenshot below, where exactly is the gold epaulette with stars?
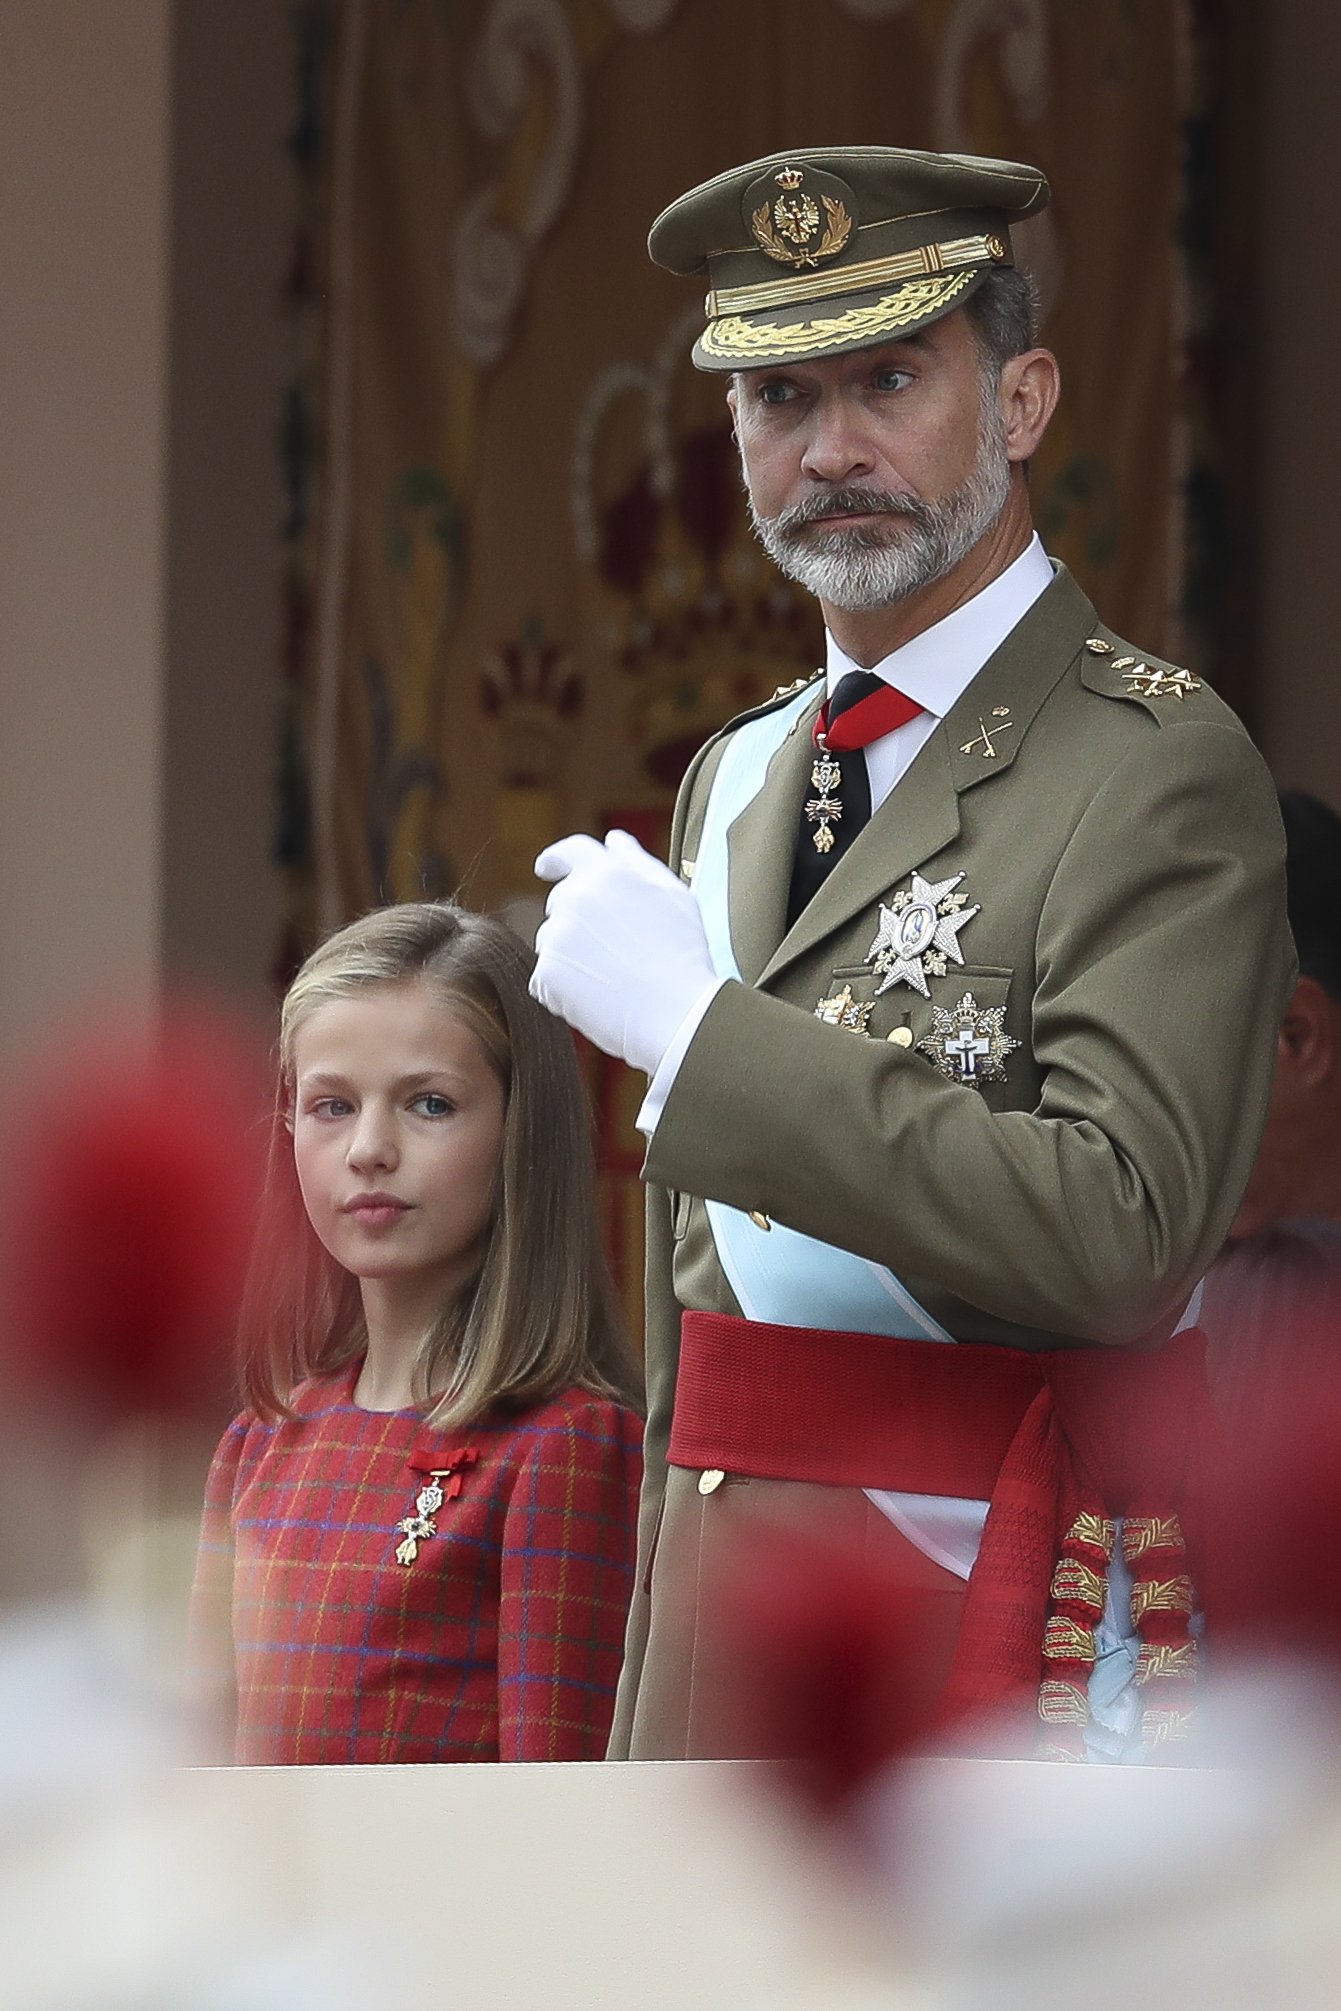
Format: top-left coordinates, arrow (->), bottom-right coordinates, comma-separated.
1083,635 -> 1204,704
769,668 -> 825,702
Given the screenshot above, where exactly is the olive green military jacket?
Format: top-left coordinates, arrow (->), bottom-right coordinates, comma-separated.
608,563 -> 1290,1759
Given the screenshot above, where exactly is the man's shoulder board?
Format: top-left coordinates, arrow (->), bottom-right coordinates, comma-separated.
712,666 -> 824,744
1078,633 -> 1207,716
767,668 -> 825,705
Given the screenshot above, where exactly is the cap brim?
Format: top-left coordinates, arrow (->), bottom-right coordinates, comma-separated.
691,265 -> 985,372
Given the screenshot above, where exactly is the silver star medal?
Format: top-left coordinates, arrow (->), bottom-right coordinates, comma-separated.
865,871 -> 980,999
917,992 -> 1020,1087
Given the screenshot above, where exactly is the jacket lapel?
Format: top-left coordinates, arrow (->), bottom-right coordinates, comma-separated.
724,687 -> 823,984
941,562 -> 1095,797
755,564 -> 1098,990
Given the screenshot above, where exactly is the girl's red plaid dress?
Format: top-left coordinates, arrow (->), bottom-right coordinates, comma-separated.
190,1365 -> 642,1763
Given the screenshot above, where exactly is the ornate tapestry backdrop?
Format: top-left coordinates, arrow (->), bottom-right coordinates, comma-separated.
281,0 -> 1228,1335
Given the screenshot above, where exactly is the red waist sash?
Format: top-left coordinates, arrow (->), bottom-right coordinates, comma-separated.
670,1309 -> 1209,1513
670,1309 -> 1043,1497
668,1308 -> 1216,1758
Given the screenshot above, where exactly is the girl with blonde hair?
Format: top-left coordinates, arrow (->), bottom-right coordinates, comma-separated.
191,901 -> 642,1763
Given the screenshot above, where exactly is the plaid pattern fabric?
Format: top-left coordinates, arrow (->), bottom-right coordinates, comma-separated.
189,1366 -> 642,1764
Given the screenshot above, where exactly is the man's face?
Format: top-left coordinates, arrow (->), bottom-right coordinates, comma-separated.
728,309 -> 1013,611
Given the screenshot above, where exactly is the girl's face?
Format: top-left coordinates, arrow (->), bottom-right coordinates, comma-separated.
290,978 -> 507,1301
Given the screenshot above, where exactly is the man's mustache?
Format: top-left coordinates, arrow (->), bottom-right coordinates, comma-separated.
769,487 -> 929,536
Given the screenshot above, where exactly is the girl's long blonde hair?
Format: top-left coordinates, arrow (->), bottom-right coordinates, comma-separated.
239,902 -> 639,1425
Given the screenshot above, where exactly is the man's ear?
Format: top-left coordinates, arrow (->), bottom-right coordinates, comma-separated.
997,346 -> 1060,463
1280,974 -> 1338,1089
726,378 -> 740,435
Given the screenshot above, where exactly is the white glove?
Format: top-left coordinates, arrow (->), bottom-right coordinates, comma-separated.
531,829 -> 722,1075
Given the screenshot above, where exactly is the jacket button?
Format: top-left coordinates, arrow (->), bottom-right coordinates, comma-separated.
887,1026 -> 914,1048
749,1209 -> 772,1230
698,1468 -> 726,1495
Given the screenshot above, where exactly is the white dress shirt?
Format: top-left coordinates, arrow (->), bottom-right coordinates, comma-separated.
637,534 -> 1054,1133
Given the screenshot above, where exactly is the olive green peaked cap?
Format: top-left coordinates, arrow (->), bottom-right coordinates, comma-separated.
648,145 -> 1049,372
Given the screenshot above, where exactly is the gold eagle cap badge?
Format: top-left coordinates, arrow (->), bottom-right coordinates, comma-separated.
745,161 -> 855,270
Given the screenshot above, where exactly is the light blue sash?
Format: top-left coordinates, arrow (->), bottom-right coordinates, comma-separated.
690,693 -> 951,1343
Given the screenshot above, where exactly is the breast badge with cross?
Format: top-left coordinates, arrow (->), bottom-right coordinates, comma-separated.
916,993 -> 1020,1088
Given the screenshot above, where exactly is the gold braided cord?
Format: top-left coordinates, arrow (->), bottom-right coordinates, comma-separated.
1122,1514 -> 1185,1560
1141,1707 -> 1194,1749
1130,1573 -> 1195,1623
1050,1557 -> 1106,1611
706,234 -> 1005,318
1067,1512 -> 1116,1558
698,270 -> 976,360
1043,1615 -> 1098,1665
1038,1678 -> 1089,1726
1137,1640 -> 1199,1683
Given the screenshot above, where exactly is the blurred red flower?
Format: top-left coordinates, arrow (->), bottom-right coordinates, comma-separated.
709,1523 -> 952,1818
1205,1305 -> 1341,1677
0,1001 -> 266,1423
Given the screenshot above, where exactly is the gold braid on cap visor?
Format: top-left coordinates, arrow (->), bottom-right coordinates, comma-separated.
699,269 -> 977,361
705,233 -> 1008,319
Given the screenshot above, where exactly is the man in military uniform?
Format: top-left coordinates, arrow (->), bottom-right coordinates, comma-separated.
530,148 -> 1290,1762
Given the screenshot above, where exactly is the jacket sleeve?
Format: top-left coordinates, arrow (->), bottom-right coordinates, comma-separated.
645,720 -> 1292,1345
607,1185 -> 680,1757
497,1400 -> 642,1761
608,732 -> 727,1757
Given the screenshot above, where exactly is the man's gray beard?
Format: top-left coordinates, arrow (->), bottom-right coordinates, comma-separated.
747,411 -> 1014,613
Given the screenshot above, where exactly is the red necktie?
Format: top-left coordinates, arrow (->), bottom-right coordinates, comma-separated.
813,671 -> 923,753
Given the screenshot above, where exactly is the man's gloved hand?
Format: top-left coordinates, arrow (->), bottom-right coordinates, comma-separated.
530,829 -> 722,1075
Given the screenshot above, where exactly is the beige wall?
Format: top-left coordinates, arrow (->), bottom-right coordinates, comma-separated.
0,0 -> 289,1063
1255,0 -> 1341,803
0,0 -> 173,1056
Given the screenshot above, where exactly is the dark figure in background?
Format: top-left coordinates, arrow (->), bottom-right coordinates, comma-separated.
1227,791 -> 1341,1240
1204,790 -> 1341,1429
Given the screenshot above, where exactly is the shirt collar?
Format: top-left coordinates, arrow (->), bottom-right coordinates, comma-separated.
824,534 -> 1055,719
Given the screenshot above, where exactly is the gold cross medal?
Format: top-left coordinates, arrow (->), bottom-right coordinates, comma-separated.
864,870 -> 980,998
916,992 -> 1020,1087
394,1499 -> 439,1567
393,1449 -> 478,1565
805,752 -> 844,852
395,1477 -> 446,1567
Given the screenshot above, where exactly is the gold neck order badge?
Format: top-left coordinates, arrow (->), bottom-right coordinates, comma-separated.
805,741 -> 845,852
394,1448 -> 478,1566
